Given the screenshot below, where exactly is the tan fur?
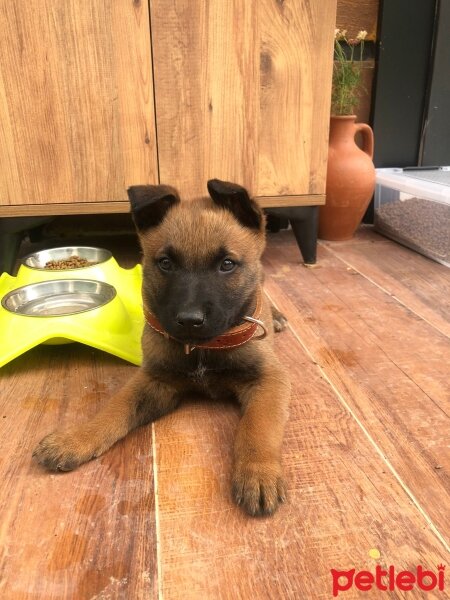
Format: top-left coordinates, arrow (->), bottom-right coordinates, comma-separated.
33,193 -> 291,517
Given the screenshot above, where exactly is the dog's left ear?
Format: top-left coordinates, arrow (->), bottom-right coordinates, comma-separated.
207,179 -> 263,230
127,185 -> 180,232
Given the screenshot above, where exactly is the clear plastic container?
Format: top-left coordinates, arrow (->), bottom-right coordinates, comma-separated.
374,167 -> 450,267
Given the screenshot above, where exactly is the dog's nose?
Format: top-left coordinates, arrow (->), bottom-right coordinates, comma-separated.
176,310 -> 205,328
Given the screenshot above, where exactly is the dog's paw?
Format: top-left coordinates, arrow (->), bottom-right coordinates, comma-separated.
232,462 -> 287,516
32,429 -> 95,472
273,314 -> 288,333
270,306 -> 288,333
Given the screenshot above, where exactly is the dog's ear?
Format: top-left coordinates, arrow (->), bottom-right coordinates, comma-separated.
127,185 -> 180,232
207,179 -> 263,230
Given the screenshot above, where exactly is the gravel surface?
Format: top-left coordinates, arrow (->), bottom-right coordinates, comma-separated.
375,197 -> 450,266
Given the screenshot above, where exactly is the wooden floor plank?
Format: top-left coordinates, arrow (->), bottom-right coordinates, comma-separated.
263,230 -> 450,540
154,328 -> 448,600
0,346 -> 157,600
320,228 -> 450,338
2,228 -> 449,599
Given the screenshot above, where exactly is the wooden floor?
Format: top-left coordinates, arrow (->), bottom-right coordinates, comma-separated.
0,227 -> 449,599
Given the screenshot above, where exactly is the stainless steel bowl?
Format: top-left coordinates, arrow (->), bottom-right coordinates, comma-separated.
1,280 -> 116,317
22,246 -> 112,270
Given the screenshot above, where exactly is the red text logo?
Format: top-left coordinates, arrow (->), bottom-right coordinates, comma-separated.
331,564 -> 445,596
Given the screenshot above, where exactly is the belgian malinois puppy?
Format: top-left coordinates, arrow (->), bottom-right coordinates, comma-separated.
33,180 -> 291,516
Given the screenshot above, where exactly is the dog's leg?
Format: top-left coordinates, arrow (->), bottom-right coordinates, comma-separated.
232,364 -> 290,516
33,370 -> 179,472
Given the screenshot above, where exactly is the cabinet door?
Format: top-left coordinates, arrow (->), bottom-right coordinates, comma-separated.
150,0 -> 336,205
0,1 -> 157,210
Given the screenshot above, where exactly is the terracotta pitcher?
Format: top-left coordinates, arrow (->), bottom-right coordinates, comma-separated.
319,115 -> 375,241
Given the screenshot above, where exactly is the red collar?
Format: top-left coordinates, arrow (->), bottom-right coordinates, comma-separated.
144,289 -> 267,354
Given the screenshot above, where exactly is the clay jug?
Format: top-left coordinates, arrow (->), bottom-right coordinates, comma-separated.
319,115 -> 375,241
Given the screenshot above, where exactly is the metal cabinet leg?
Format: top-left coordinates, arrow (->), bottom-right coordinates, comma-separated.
265,206 -> 319,265
289,206 -> 318,265
0,216 -> 54,274
0,231 -> 22,275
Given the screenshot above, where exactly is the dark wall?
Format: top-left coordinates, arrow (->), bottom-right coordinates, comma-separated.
420,0 -> 450,165
371,0 -> 437,169
362,0 -> 437,222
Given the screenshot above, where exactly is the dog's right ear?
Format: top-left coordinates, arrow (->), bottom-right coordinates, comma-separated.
207,179 -> 263,230
127,185 -> 180,232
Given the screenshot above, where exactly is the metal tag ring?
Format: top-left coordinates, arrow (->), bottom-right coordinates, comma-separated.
242,316 -> 268,340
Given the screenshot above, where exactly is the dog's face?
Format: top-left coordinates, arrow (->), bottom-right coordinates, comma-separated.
128,180 -> 265,344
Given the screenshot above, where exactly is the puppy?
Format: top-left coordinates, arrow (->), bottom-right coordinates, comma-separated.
33,180 -> 291,516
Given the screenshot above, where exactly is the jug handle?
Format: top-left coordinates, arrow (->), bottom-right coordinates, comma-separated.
355,123 -> 374,159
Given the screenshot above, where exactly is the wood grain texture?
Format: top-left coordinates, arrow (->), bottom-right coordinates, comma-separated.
259,0 -> 336,196
150,0 -> 258,200
336,0 -> 379,41
150,0 -> 337,201
2,228 -> 449,599
0,346 -> 156,599
0,1 -> 158,207
257,194 -> 326,207
0,201 -> 133,217
263,230 -> 450,538
321,228 -> 450,337
154,331 -> 448,599
0,194 -> 326,217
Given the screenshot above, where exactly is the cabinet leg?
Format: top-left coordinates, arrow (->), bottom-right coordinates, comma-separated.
0,216 -> 53,275
289,206 -> 318,265
265,206 -> 319,265
0,231 -> 22,275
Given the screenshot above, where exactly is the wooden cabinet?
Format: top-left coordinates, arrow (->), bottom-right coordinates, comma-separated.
0,1 -> 157,215
0,0 -> 336,217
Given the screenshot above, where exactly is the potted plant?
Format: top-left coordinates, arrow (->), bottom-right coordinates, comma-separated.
319,29 -> 376,241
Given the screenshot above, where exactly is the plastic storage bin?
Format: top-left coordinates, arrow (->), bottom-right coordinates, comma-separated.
374,167 -> 450,267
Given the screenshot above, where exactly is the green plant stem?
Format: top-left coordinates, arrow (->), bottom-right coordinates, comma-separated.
331,35 -> 364,116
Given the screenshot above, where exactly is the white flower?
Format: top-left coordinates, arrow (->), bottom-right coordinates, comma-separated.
357,30 -> 368,40
334,28 -> 348,40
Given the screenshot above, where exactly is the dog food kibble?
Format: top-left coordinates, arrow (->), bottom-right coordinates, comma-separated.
375,197 -> 450,266
44,256 -> 98,269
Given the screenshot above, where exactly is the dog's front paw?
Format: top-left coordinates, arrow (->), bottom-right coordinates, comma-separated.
33,429 -> 96,472
271,306 -> 288,333
232,462 -> 287,516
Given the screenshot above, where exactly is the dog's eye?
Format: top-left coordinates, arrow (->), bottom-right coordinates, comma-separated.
219,258 -> 236,273
158,256 -> 172,271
